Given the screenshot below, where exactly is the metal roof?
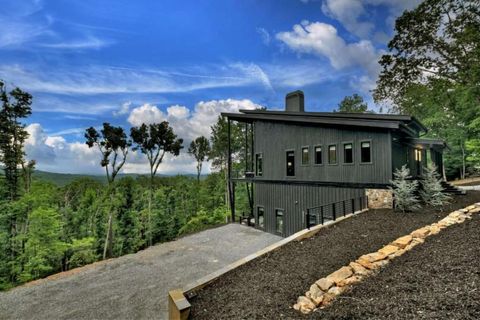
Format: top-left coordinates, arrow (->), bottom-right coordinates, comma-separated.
222,110 -> 427,134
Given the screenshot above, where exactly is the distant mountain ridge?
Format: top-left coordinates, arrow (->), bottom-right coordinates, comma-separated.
0,168 -> 201,187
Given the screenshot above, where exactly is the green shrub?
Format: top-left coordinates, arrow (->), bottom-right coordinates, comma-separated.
420,164 -> 451,208
178,206 -> 228,235
389,165 -> 420,213
69,237 -> 97,269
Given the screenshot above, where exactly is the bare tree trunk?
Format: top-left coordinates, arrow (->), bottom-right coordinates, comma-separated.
148,173 -> 153,247
461,142 -> 466,180
103,192 -> 114,260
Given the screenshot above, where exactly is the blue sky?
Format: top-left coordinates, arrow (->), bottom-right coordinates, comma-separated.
0,0 -> 420,174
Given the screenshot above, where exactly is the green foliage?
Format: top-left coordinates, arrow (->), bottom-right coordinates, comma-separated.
188,136 -> 211,181
20,208 -> 67,282
178,206 -> 228,235
85,123 -> 131,183
389,165 -> 420,213
336,94 -> 369,113
420,164 -> 451,208
0,81 -> 32,200
374,0 -> 480,179
68,237 -> 97,269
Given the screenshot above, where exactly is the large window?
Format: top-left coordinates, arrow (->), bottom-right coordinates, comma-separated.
255,153 -> 263,176
275,209 -> 284,234
328,145 -> 337,164
361,141 -> 372,163
314,146 -> 322,165
257,207 -> 264,229
344,143 -> 353,164
286,151 -> 295,176
301,147 -> 309,165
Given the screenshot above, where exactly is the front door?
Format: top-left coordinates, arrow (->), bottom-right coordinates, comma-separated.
414,149 -> 423,176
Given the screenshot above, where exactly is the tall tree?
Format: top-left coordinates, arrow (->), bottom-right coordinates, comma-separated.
130,122 -> 183,246
188,136 -> 211,182
373,0 -> 480,109
209,116 -> 242,208
373,0 -> 480,179
335,94 -> 369,113
0,81 -> 32,200
85,123 -> 131,259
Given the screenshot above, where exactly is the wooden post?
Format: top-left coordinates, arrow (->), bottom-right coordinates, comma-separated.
168,290 -> 191,320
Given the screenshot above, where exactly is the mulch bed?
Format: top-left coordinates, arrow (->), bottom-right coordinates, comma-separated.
189,191 -> 480,320
307,213 -> 480,320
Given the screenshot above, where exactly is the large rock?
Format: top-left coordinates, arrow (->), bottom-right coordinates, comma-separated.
321,293 -> 336,306
378,245 -> 399,256
306,284 -> 324,306
470,207 -> 480,214
337,275 -> 361,287
410,227 -> 430,239
428,225 -> 441,235
327,286 -> 345,296
392,235 -> 413,249
349,261 -> 371,276
315,278 -> 334,291
327,266 -> 353,285
294,296 -> 316,314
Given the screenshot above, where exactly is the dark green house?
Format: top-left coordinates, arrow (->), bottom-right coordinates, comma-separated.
223,91 -> 451,237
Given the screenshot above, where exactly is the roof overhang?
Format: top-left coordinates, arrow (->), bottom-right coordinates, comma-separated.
407,138 -> 449,151
222,112 -> 401,130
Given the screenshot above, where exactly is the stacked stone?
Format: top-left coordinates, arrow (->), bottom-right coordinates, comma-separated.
293,203 -> 480,314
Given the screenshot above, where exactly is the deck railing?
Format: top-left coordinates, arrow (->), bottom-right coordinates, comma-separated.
305,195 -> 368,229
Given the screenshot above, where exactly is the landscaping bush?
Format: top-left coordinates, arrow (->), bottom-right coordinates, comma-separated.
389,165 -> 420,213
420,164 -> 451,208
178,206 -> 229,235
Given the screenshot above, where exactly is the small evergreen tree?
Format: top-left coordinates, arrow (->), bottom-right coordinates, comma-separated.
389,165 -> 420,213
420,164 -> 451,207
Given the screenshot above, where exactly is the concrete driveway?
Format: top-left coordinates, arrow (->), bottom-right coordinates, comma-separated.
0,224 -> 281,320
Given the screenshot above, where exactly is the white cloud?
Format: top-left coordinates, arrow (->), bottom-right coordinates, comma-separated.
23,98 -> 264,174
321,0 -> 374,39
128,103 -> 166,126
256,27 -> 271,45
321,0 -> 422,39
39,36 -> 113,50
276,21 -> 381,77
128,99 -> 263,142
0,63 -> 272,95
113,101 -> 132,116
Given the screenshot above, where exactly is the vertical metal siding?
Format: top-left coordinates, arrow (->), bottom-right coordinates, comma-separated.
254,121 -> 393,185
254,183 -> 365,237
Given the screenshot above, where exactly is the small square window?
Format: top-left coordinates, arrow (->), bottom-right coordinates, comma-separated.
275,209 -> 284,234
301,147 -> 309,165
361,141 -> 371,163
328,145 -> 337,164
255,153 -> 263,176
315,146 -> 322,165
344,143 -> 353,164
257,207 -> 264,229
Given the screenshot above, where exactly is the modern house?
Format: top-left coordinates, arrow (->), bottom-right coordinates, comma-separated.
222,91 -> 453,237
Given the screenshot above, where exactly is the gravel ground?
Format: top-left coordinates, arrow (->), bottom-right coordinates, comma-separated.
0,224 -> 281,320
189,192 -> 480,320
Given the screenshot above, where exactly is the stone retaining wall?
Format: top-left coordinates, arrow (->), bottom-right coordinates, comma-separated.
366,189 -> 393,209
294,203 -> 480,314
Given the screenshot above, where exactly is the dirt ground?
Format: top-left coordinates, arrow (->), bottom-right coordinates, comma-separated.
0,224 -> 281,320
189,192 -> 480,320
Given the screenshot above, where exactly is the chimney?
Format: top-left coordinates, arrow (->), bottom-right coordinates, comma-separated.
285,90 -> 304,112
